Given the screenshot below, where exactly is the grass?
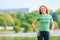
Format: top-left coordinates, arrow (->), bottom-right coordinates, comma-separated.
0,30 -> 13,32
0,36 -> 60,40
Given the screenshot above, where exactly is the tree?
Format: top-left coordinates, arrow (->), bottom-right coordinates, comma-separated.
2,13 -> 14,26
0,16 -> 7,29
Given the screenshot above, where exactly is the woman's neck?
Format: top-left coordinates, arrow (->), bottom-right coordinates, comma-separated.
42,13 -> 47,16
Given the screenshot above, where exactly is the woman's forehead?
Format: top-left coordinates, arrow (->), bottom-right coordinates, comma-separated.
41,6 -> 46,8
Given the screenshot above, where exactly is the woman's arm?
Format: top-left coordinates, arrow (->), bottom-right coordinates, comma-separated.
32,20 -> 37,31
50,20 -> 54,35
32,20 -> 40,36
51,20 -> 54,31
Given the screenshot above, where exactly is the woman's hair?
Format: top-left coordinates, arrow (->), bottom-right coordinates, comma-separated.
39,5 -> 49,14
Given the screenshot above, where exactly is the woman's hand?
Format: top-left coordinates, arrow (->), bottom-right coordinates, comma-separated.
50,30 -> 53,36
35,30 -> 40,36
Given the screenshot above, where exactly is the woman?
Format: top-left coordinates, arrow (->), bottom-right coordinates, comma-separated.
32,5 -> 54,40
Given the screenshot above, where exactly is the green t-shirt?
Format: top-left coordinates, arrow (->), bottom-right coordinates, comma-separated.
36,14 -> 53,31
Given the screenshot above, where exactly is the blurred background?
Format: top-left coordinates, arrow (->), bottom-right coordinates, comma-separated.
0,0 -> 60,40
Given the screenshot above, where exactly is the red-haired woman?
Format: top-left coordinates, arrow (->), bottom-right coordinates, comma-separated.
32,5 -> 54,40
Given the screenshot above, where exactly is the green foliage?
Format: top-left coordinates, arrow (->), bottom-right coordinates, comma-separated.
0,9 -> 60,32
54,8 -> 60,28
0,16 -> 7,26
21,21 -> 33,32
1,13 -> 14,26
14,26 -> 20,33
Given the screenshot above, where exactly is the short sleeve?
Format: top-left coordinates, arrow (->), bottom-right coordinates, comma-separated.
36,16 -> 40,21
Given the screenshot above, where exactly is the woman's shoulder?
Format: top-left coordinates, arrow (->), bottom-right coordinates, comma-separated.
36,15 -> 41,19
47,14 -> 53,19
36,15 -> 41,17
47,14 -> 52,17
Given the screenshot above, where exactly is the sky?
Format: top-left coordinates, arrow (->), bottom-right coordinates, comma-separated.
0,0 -> 60,12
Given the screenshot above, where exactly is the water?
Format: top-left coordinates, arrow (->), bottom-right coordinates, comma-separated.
0,31 -> 60,37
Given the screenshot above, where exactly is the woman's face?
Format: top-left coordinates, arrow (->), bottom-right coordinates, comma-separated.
41,6 -> 46,13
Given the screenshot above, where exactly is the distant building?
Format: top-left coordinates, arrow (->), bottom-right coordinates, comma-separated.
0,8 -> 29,14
